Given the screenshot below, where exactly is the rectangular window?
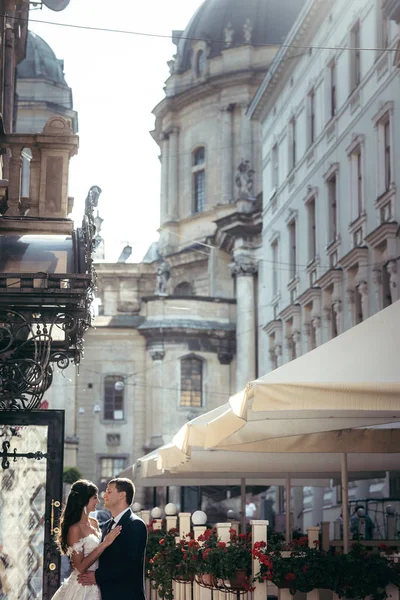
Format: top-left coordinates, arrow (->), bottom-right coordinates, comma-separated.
308,89 -> 316,146
288,220 -> 297,280
194,170 -> 206,213
327,173 -> 338,242
330,61 -> 336,118
288,117 -> 296,172
356,148 -> 363,217
384,119 -> 391,192
271,143 -> 279,189
307,197 -> 316,262
271,240 -> 279,296
104,376 -> 125,420
99,457 -> 127,485
180,357 -> 203,407
350,21 -> 361,90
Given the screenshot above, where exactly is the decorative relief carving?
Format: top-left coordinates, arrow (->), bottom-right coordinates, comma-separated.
229,253 -> 258,277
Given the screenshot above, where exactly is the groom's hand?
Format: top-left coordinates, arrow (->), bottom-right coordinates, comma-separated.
78,572 -> 96,586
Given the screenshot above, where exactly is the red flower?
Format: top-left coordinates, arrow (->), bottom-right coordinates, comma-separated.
159,539 -> 166,545
202,549 -> 211,560
217,542 -> 226,549
239,533 -> 246,539
313,540 -> 319,547
285,573 -> 296,582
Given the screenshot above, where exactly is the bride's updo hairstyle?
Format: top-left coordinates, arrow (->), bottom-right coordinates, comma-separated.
57,479 -> 98,554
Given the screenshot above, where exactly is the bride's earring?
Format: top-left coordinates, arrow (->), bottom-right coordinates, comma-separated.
84,505 -> 87,515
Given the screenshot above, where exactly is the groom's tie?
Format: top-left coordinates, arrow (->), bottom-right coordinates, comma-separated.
104,519 -> 115,536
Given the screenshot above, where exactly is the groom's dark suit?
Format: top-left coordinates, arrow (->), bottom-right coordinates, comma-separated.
95,509 -> 147,600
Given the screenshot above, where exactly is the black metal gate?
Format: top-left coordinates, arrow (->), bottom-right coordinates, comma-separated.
0,409 -> 64,600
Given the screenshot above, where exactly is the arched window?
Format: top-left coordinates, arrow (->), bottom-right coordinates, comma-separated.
192,147 -> 206,213
180,356 -> 203,407
174,282 -> 193,296
196,50 -> 206,76
104,375 -> 125,420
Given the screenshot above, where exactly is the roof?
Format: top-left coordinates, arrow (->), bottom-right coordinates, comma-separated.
17,31 -> 67,85
175,0 -> 306,73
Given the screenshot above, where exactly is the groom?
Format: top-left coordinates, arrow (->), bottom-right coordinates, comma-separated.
78,477 -> 147,599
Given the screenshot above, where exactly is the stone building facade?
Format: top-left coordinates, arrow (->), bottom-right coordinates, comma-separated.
67,0 -> 306,506
249,0 -> 400,529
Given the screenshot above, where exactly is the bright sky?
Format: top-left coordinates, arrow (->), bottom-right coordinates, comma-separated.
30,0 -> 204,261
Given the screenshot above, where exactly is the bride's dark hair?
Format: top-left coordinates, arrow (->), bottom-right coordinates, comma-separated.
57,479 -> 98,554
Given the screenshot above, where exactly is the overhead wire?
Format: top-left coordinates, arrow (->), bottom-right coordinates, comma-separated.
8,13 -> 399,54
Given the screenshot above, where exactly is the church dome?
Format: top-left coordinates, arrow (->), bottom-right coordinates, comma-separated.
17,31 -> 67,85
175,0 -> 305,73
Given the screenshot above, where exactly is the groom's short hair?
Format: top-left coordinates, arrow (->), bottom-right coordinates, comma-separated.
109,478 -> 135,506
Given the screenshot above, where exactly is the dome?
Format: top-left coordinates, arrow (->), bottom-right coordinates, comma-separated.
17,31 -> 66,85
176,0 -> 305,73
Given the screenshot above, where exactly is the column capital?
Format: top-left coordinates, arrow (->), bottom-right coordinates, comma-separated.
149,344 -> 165,361
229,253 -> 258,277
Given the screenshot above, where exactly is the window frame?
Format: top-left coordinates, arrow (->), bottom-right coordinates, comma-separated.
192,146 -> 206,214
288,219 -> 297,281
98,456 -> 128,486
330,60 -> 337,118
327,172 -> 338,244
350,21 -> 361,92
306,196 -> 317,263
288,117 -> 297,173
103,375 -> 125,422
179,355 -> 204,409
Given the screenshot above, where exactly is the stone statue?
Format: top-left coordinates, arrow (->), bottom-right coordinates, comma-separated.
155,257 -> 170,295
243,18 -> 253,44
235,160 -> 255,198
85,185 -> 102,215
224,23 -> 234,47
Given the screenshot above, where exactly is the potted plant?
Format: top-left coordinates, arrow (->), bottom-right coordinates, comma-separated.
331,543 -> 400,600
224,529 -> 253,590
197,528 -> 221,587
150,530 -> 201,600
253,538 -> 330,594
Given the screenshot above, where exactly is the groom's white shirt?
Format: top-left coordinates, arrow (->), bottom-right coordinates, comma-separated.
111,508 -> 130,529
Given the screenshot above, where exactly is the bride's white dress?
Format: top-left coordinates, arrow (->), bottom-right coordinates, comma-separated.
52,532 -> 101,600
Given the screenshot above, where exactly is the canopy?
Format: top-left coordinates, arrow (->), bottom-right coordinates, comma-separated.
163,301 -> 400,457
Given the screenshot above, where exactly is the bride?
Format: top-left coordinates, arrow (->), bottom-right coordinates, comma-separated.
52,479 -> 121,599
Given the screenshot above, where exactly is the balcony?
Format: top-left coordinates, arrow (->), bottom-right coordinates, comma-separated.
383,0 -> 400,23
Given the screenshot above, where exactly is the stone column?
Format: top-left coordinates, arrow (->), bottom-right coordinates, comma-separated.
332,298 -> 343,334
357,280 -> 369,321
220,105 -> 234,203
303,322 -> 312,352
230,253 -> 258,390
240,104 -> 253,167
312,316 -> 322,347
149,343 -> 165,449
386,260 -> 399,303
160,134 -> 169,225
7,144 -> 23,216
322,305 -> 332,341
167,127 -> 179,221
346,288 -> 356,327
372,267 -> 383,312
292,330 -> 302,359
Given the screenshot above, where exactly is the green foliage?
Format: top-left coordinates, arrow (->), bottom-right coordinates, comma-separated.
62,466 -> 83,484
253,539 -> 400,599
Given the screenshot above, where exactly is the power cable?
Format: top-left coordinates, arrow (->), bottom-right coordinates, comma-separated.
12,14 -> 399,54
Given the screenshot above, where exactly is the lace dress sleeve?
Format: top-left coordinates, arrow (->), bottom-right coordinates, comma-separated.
66,539 -> 85,557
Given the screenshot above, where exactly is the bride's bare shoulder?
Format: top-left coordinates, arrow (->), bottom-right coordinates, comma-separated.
67,523 -> 86,546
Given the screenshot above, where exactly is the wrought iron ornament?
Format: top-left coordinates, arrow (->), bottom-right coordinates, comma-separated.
1,440 -> 49,469
0,185 -> 102,410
